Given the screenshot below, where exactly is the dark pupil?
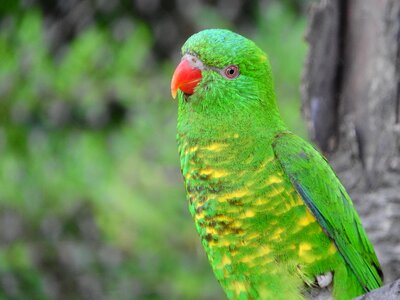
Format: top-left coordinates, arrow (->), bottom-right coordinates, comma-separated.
229,68 -> 235,75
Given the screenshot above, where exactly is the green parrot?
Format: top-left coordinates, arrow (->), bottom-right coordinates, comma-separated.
170,29 -> 382,300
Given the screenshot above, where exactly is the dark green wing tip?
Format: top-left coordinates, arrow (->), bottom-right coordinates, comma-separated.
371,262 -> 384,288
377,266 -> 384,282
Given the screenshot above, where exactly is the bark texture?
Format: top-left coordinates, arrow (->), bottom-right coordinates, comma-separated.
302,0 -> 400,298
354,279 -> 400,300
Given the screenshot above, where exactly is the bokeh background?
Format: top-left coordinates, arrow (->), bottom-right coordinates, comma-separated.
0,0 -> 312,299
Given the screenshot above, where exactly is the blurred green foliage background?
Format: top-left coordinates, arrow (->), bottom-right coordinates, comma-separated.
0,0 -> 309,299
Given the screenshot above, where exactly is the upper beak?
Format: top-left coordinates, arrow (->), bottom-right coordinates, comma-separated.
170,57 -> 202,99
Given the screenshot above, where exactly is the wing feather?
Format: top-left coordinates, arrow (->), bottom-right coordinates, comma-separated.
272,132 -> 382,291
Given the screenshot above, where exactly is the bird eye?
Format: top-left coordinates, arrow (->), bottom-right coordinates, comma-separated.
223,65 -> 239,79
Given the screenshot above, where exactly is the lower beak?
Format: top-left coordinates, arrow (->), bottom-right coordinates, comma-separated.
171,58 -> 202,99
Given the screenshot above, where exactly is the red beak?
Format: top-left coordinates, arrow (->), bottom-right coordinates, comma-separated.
171,58 -> 202,99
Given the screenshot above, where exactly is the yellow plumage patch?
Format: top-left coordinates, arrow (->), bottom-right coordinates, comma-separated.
206,226 -> 218,235
199,167 -> 229,178
246,231 -> 259,241
258,245 -> 271,256
328,242 -> 337,255
243,209 -> 255,218
185,145 -> 199,154
241,255 -> 254,264
254,198 -> 266,206
267,186 -> 284,197
259,54 -> 267,62
299,242 -> 312,258
298,209 -> 316,227
219,188 -> 249,202
265,175 -> 282,185
208,239 -> 230,247
271,227 -> 284,240
222,254 -> 231,264
202,143 -> 226,152
194,210 -> 205,222
213,214 -> 233,223
233,281 -> 247,295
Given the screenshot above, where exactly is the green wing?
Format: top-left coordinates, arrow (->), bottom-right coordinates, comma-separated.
272,132 -> 382,291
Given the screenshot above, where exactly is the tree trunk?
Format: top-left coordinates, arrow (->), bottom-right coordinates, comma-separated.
302,0 -> 400,297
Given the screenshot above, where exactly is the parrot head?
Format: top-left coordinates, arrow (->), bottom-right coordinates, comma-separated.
171,28 -> 286,139
171,29 -> 279,119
